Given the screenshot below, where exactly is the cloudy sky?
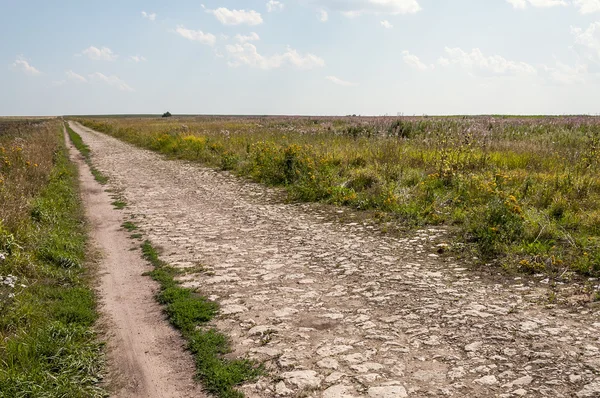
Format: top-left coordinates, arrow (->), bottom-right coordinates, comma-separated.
2,0 -> 600,115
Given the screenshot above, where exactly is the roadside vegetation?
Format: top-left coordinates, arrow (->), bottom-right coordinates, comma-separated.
78,116 -> 600,281
140,237 -> 262,398
0,119 -> 105,397
65,123 -> 109,185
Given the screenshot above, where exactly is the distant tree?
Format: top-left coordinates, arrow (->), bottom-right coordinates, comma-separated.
162,111 -> 172,118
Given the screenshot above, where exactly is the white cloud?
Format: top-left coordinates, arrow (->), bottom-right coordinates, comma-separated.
175,26 -> 217,46
81,46 -> 118,61
208,8 -> 263,26
402,50 -> 433,70
439,47 -> 537,75
381,20 -> 393,28
12,56 -> 41,75
141,11 -> 156,21
326,75 -> 358,86
129,55 -> 147,63
318,9 -> 329,21
225,43 -> 325,70
437,57 -> 450,66
573,0 -> 600,14
542,61 -> 588,84
88,72 -> 134,92
235,32 -> 260,43
266,0 -> 284,12
506,0 -> 567,8
309,0 -> 421,16
506,0 -> 527,7
66,70 -> 87,83
571,22 -> 600,63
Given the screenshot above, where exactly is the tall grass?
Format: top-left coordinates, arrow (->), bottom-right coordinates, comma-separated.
0,120 -> 106,397
78,116 -> 600,279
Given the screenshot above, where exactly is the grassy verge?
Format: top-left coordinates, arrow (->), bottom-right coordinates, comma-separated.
65,122 -> 109,185
78,116 -> 600,283
140,239 -> 261,397
0,120 -> 106,397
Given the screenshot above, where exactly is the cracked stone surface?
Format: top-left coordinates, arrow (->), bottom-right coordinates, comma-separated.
71,122 -> 600,397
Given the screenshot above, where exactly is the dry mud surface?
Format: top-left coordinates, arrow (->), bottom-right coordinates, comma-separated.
69,122 -> 600,398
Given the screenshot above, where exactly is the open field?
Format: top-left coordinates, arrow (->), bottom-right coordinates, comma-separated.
4,115 -> 600,397
80,116 -> 600,283
66,120 -> 600,397
0,119 -> 105,396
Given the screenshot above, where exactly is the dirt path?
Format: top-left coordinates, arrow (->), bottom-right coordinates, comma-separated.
69,121 -> 600,398
65,129 -> 206,398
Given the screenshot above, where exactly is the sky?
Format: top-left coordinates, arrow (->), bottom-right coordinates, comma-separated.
2,0 -> 600,116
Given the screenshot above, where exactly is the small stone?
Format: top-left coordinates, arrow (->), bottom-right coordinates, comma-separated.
512,375 -> 533,386
282,370 -> 322,389
322,384 -> 358,398
465,341 -> 483,352
350,362 -> 385,373
570,374 -> 583,383
447,367 -> 466,380
317,357 -> 340,370
220,304 -> 247,315
275,381 -> 293,396
367,385 -> 408,398
247,325 -> 276,336
317,345 -> 354,357
274,307 -> 298,318
474,375 -> 498,385
325,372 -> 346,383
513,389 -> 527,396
577,379 -> 600,397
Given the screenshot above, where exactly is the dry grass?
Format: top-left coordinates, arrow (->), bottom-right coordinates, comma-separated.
78,115 -> 600,279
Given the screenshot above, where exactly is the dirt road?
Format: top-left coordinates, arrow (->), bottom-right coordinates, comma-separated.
66,128 -> 206,398
69,121 -> 600,398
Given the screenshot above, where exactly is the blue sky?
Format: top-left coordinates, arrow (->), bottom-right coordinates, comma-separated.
2,0 -> 600,115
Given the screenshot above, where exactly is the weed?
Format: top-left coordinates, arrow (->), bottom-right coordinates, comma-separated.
77,116 -> 600,278
111,200 -> 127,210
141,240 -> 262,397
65,123 -> 109,185
122,221 -> 138,232
0,120 -> 106,397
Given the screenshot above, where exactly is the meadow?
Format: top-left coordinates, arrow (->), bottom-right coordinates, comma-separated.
0,119 -> 105,396
79,116 -> 600,281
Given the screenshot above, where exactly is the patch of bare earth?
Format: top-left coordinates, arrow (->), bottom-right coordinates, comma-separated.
69,121 -> 600,398
65,129 -> 206,398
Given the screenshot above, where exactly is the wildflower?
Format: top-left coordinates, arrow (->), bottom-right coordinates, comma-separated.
0,252 -> 6,262
1,274 -> 16,288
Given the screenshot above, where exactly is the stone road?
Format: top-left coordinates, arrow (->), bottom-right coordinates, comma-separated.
70,122 -> 600,398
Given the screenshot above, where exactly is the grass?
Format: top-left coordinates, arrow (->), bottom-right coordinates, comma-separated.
111,200 -> 127,210
122,221 -> 138,232
65,122 -> 109,185
140,241 -> 262,398
0,120 -> 106,397
78,115 -> 600,283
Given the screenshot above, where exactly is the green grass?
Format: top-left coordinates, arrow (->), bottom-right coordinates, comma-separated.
78,116 -> 600,281
140,241 -> 262,398
65,122 -> 109,185
111,200 -> 127,210
121,221 -> 138,232
0,121 -> 106,397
